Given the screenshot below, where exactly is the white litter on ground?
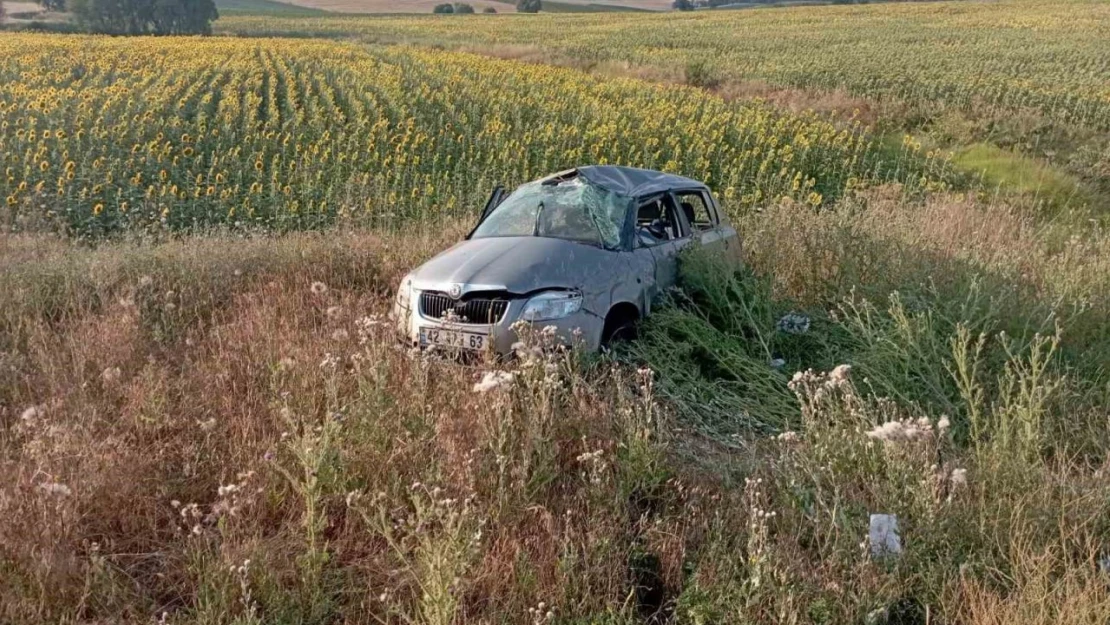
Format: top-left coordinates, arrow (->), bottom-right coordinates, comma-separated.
869,513 -> 902,558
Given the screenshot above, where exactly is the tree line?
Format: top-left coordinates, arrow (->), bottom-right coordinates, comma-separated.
433,0 -> 540,13
6,0 -> 217,34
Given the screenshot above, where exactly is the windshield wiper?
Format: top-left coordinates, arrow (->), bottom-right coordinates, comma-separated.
532,201 -> 545,237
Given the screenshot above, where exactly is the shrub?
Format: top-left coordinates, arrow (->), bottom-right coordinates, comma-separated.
516,0 -> 540,12
482,5 -> 496,11
453,2 -> 474,12
432,2 -> 454,11
39,0 -> 66,10
673,0 -> 695,10
684,58 -> 722,89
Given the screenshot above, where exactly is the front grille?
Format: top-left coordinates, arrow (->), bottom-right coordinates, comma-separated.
419,291 -> 510,324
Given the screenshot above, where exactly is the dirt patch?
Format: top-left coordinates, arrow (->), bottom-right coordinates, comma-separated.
461,43 -> 880,125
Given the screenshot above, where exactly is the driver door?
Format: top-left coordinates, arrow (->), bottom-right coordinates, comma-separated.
633,194 -> 691,295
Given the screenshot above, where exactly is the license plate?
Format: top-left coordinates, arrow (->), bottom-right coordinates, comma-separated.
419,327 -> 487,351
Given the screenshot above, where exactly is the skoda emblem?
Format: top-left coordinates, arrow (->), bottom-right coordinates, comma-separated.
448,284 -> 463,300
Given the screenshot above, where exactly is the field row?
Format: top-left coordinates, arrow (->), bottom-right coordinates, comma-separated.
0,35 -> 949,236
221,0 -> 1110,132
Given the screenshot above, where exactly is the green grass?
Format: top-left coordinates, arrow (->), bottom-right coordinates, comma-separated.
215,0 -> 327,16
953,143 -> 1090,211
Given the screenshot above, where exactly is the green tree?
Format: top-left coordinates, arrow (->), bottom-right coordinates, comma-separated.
482,5 -> 496,11
516,0 -> 540,12
39,0 -> 67,11
453,2 -> 474,12
68,0 -> 218,34
432,2 -> 454,11
672,0 -> 694,9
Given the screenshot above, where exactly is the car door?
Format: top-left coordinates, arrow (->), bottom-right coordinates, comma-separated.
634,193 -> 692,293
673,188 -> 741,263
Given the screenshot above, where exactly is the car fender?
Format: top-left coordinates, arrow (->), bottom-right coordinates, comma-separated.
606,250 -> 652,318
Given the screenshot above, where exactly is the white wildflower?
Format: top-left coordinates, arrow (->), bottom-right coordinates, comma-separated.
331,329 -> 349,341
950,468 -> 968,487
20,406 -> 40,422
775,431 -> 799,443
346,491 -> 361,507
101,366 -> 122,385
139,275 -> 153,288
769,358 -> 786,369
828,364 -> 852,383
865,418 -> 933,444
326,306 -> 342,319
310,281 -> 328,295
38,482 -> 72,497
197,418 -> 217,431
473,370 -> 515,393
576,449 -> 605,464
937,416 -> 951,435
356,315 -> 380,328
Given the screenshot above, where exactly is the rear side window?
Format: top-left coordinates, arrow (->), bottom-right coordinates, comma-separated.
674,191 -> 715,231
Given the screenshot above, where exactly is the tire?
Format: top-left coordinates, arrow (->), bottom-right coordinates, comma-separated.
601,309 -> 639,348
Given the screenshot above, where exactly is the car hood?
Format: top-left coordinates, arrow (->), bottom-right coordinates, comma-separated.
411,236 -> 620,296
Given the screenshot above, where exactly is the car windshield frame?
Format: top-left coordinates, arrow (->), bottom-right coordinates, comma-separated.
470,177 -> 631,251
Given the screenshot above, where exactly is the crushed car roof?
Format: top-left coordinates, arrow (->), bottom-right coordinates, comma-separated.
567,165 -> 707,198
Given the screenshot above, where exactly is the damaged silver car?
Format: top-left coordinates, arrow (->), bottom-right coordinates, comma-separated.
393,166 -> 740,355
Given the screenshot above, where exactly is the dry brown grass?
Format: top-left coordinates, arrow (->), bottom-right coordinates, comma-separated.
0,227 -> 701,623
742,186 -> 1110,315
3,194 -> 1110,623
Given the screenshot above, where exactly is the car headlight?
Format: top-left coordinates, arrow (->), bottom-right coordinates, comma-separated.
520,290 -> 582,322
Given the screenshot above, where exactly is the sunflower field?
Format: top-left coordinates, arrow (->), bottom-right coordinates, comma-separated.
223,0 -> 1110,133
0,35 -> 951,237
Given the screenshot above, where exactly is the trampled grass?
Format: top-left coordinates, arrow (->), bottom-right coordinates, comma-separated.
634,187 -> 1110,445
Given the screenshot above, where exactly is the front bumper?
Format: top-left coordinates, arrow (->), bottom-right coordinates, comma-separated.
394,290 -> 604,356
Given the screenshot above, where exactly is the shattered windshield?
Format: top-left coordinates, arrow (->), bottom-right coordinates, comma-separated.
471,177 -> 629,250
